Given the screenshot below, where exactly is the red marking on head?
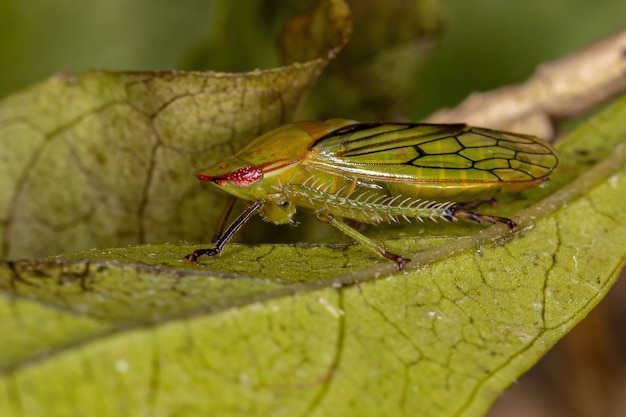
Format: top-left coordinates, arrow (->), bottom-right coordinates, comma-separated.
197,173 -> 226,185
197,166 -> 262,187
226,166 -> 263,186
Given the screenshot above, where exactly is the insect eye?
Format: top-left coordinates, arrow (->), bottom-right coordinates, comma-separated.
227,166 -> 263,187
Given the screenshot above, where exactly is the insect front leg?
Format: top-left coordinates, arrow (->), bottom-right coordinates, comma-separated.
316,212 -> 411,271
212,196 -> 239,242
184,200 -> 264,264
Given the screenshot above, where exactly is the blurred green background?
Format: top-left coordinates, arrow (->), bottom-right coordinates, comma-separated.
2,0 -> 625,119
1,1 -> 625,416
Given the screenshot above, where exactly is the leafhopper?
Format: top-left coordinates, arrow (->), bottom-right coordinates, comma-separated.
184,119 -> 559,270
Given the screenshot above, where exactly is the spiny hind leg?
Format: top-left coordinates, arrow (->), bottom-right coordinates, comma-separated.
445,202 -> 517,231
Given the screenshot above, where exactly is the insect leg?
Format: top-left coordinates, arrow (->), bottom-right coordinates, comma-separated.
212,196 -> 238,243
184,200 -> 264,264
316,212 -> 411,271
447,205 -> 517,231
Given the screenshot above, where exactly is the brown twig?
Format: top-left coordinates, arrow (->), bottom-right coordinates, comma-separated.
425,29 -> 626,140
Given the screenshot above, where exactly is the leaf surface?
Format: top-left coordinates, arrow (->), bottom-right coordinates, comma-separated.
0,0 -> 350,260
2,2 -> 626,416
2,91 -> 626,416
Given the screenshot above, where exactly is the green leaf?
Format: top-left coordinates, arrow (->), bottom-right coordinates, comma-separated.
0,0 -> 350,261
2,87 -> 626,415
2,1 -> 626,416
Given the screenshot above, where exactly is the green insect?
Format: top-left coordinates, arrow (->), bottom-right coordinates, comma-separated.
184,119 -> 559,270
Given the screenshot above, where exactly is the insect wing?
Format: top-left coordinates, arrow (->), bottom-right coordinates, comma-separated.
306,123 -> 559,200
